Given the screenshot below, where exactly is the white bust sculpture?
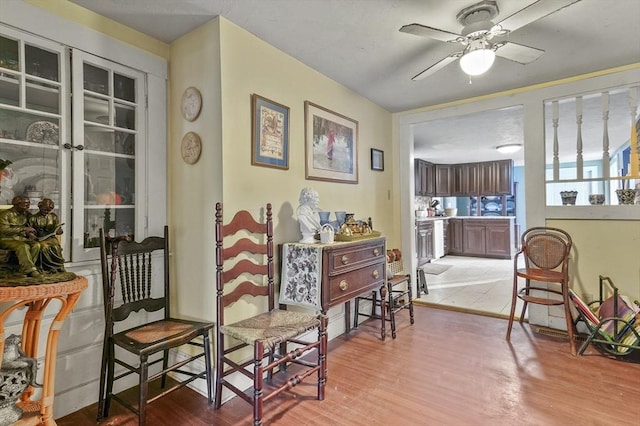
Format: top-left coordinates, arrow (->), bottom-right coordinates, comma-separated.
296,187 -> 321,243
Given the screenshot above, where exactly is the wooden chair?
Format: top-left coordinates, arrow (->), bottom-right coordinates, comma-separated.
354,250 -> 415,339
214,202 -> 327,426
505,226 -> 576,354
97,226 -> 214,425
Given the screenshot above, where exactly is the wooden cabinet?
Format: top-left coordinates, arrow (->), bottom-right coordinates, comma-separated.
415,220 -> 434,265
464,163 -> 480,196
321,238 -> 387,309
414,159 -> 434,196
435,164 -> 451,196
450,164 -> 465,196
461,218 -> 514,259
479,160 -> 513,195
447,218 -> 464,255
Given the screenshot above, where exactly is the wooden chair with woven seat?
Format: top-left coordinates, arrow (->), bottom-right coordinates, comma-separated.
214,202 -> 327,426
97,226 -> 214,425
505,226 -> 576,354
354,249 -> 415,339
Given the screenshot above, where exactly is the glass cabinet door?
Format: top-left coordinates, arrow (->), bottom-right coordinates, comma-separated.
0,27 -> 67,248
71,50 -> 144,261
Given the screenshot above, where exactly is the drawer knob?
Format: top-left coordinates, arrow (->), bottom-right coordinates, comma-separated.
373,248 -> 379,256
339,280 -> 348,291
341,255 -> 349,265
372,270 -> 379,279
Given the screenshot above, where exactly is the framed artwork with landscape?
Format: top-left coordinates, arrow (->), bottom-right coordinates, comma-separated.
304,101 -> 358,184
251,94 -> 289,169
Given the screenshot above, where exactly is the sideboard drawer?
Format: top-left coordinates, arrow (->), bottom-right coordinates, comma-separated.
325,239 -> 385,275
325,262 -> 386,307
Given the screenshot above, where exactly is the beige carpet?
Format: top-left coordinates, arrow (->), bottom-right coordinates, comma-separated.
420,263 -> 452,275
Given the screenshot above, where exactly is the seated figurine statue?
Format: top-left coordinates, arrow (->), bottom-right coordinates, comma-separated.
296,187 -> 321,243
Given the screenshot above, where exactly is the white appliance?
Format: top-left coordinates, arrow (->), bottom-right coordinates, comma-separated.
433,219 -> 445,260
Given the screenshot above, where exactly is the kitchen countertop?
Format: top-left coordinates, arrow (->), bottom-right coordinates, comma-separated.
416,216 -> 516,221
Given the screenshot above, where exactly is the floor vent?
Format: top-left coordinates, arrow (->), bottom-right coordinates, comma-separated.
532,326 -> 586,341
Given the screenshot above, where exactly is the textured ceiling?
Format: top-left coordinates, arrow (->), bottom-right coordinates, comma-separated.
68,0 -> 640,164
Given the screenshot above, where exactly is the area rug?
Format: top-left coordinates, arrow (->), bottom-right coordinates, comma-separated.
421,263 -> 452,275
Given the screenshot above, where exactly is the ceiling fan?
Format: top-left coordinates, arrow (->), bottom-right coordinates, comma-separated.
400,0 -> 582,80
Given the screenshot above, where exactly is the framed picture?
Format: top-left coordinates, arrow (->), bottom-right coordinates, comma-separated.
251,94 -> 289,169
304,101 -> 358,184
371,148 -> 384,171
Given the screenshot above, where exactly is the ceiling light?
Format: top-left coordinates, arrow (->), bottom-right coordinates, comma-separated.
459,40 -> 495,76
496,144 -> 522,154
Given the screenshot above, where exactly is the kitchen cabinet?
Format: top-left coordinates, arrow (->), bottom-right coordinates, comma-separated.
450,164 -> 464,196
479,160 -> 513,195
435,164 -> 451,196
464,163 -> 480,196
0,25 -> 151,262
415,220 -> 434,265
414,159 -> 434,196
462,218 -> 514,259
447,218 -> 463,254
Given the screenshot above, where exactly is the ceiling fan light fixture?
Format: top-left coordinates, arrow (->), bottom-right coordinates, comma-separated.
496,144 -> 522,154
459,47 -> 495,76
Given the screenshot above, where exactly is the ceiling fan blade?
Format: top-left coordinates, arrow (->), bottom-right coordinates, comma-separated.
412,53 -> 462,81
399,23 -> 460,42
494,41 -> 545,64
497,0 -> 582,32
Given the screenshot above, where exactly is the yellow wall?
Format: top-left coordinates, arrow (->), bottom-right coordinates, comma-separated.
548,219 -> 640,300
168,17 -> 394,320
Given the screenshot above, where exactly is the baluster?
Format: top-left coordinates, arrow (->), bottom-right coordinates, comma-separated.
552,101 -> 560,181
601,92 -> 610,179
629,87 -> 639,177
575,96 -> 583,180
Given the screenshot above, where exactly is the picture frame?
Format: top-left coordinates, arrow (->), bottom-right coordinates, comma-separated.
304,101 -> 358,184
371,148 -> 384,171
251,94 -> 289,169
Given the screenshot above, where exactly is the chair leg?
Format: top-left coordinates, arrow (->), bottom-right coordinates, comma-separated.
139,356 -> 149,426
387,283 -> 397,339
214,332 -> 224,409
161,349 -> 169,388
103,343 -> 115,418
318,314 -> 327,401
203,333 -> 213,404
253,341 -> 264,426
96,337 -> 109,421
519,279 -> 530,324
506,273 -> 519,341
407,277 -> 415,325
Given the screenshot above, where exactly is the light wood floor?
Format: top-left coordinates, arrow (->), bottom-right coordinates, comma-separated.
58,306 -> 640,425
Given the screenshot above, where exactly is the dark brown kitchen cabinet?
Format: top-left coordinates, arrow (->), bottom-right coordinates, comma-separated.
450,164 -> 464,196
416,220 -> 434,266
414,159 -> 435,196
464,163 -> 480,196
479,160 -> 513,195
461,218 -> 514,259
447,218 -> 463,255
435,164 -> 451,196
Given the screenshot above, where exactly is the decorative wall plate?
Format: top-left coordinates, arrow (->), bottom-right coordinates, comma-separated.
181,86 -> 202,122
181,131 -> 202,165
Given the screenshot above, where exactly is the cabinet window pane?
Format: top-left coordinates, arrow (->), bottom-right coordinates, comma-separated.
84,208 -> 134,248
25,44 -> 59,82
0,35 -> 19,72
83,63 -> 109,95
0,144 -> 60,206
115,102 -> 135,130
114,73 -> 135,102
84,95 -> 109,124
26,79 -> 60,114
0,73 -> 19,107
